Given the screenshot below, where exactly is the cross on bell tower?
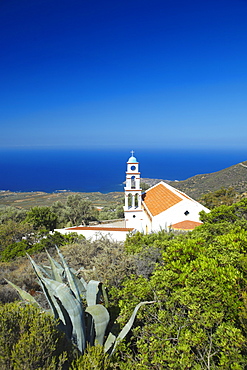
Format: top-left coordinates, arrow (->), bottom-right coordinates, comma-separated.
124,151 -> 143,230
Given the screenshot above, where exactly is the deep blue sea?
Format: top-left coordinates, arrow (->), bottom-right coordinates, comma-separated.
1,148 -> 247,193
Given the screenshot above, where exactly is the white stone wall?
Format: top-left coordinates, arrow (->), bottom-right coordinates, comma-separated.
54,228 -> 131,242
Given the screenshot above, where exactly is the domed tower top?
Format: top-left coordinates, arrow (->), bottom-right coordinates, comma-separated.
126,150 -> 139,174
127,150 -> 138,163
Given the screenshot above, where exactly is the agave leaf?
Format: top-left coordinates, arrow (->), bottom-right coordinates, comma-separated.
103,332 -> 117,354
45,250 -> 63,283
73,268 -> 88,293
53,294 -> 73,340
27,252 -> 86,350
38,273 -> 64,322
100,283 -> 109,308
36,273 -> 74,340
79,275 -> 88,291
67,266 -> 88,299
56,247 -> 83,302
42,277 -> 86,353
70,267 -> 78,275
27,254 -> 46,280
47,249 -> 64,269
6,279 -> 40,308
27,254 -> 68,325
108,301 -> 155,356
41,279 -> 75,339
85,304 -> 110,345
71,272 -> 87,299
86,280 -> 101,306
38,265 -> 53,278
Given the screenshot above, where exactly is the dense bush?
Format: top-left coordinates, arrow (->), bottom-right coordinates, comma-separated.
24,206 -> 58,231
0,206 -> 27,224
0,230 -> 83,262
70,345 -> 112,370
61,236 -> 136,288
97,205 -> 124,221
111,199 -> 247,369
199,187 -> 240,209
1,198 -> 247,368
0,301 -> 73,369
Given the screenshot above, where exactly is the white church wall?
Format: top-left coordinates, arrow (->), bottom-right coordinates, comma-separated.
141,208 -> 153,233
150,199 -> 209,232
125,210 -> 144,230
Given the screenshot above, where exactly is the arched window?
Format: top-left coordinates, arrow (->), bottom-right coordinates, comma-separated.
128,193 -> 132,207
134,193 -> 139,208
131,176 -> 136,189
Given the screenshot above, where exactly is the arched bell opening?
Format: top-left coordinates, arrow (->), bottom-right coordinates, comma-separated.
134,193 -> 139,208
131,176 -> 136,189
128,193 -> 132,207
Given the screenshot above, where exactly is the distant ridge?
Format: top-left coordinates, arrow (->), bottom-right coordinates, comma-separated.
2,161 -> 247,209
142,160 -> 247,200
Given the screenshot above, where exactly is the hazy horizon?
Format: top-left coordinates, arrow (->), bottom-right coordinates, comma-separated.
1,147 -> 247,193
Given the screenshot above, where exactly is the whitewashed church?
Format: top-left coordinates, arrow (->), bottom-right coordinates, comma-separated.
55,152 -> 209,241
124,152 -> 209,233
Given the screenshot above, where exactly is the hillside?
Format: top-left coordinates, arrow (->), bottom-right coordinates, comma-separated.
1,161 -> 247,209
0,190 -> 124,210
142,160 -> 247,200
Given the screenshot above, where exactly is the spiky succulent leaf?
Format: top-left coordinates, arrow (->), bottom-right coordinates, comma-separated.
107,301 -> 155,356
27,254 -> 46,280
104,332 -> 117,354
85,304 -> 110,345
86,280 -> 101,306
100,283 -> 109,308
28,254 -> 60,309
27,254 -> 70,326
45,250 -> 63,283
53,293 -> 73,340
68,269 -> 87,299
41,277 -> 86,353
79,275 -> 88,292
6,279 -> 40,308
56,246 -> 83,302
38,265 -> 53,278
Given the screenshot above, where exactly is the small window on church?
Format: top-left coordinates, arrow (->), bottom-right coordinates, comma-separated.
131,165 -> 136,171
184,210 -> 189,216
133,215 -> 136,218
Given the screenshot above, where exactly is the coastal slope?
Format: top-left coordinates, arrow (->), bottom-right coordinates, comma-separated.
1,160 -> 247,209
142,160 -> 247,200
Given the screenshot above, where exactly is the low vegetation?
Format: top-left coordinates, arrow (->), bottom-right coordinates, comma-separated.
1,189 -> 247,368
0,190 -> 124,210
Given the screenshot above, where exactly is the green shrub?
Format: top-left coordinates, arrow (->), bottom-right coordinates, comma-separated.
71,345 -> 111,370
0,231 -> 80,262
1,240 -> 33,262
0,301 -> 73,369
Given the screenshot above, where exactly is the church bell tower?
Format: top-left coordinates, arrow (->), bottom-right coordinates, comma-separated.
124,151 -> 143,230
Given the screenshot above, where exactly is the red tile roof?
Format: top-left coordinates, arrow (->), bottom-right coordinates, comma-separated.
171,220 -> 202,230
142,183 -> 183,216
175,188 -> 193,201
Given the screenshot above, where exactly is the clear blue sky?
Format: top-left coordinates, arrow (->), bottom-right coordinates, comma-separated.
1,0 -> 247,150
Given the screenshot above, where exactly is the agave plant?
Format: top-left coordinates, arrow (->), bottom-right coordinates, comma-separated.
7,247 -> 154,356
